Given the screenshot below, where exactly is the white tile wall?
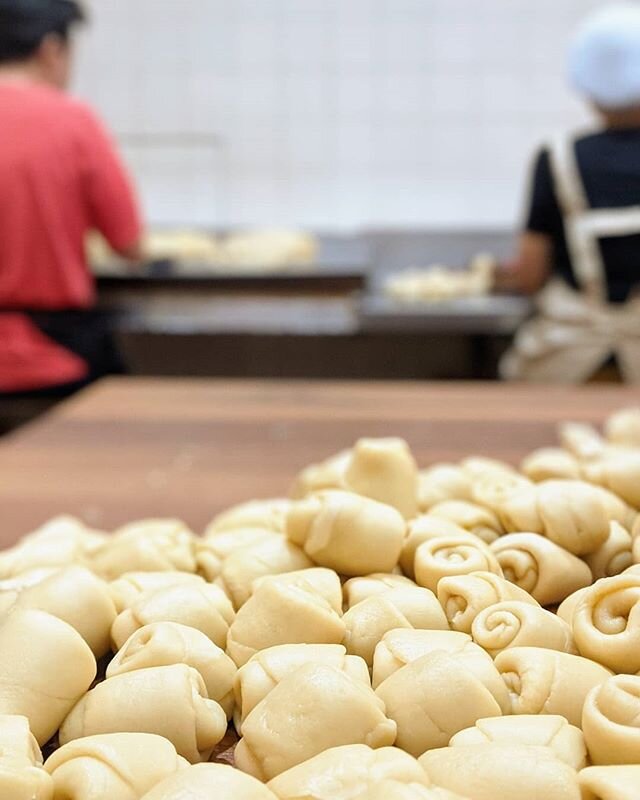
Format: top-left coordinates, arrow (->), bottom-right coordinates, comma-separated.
75,0 -> 607,230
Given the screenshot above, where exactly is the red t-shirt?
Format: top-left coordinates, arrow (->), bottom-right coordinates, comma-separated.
0,81 -> 142,310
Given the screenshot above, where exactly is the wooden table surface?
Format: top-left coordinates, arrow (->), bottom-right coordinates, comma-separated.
1,378 -> 639,546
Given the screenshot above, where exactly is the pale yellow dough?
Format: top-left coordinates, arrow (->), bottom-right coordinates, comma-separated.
414,533 -> 503,593
579,765 -> 640,800
557,587 -> 591,625
290,449 -> 351,498
417,465 -> 473,512
437,570 -> 539,634
572,573 -> 640,673
253,567 -> 343,614
471,600 -> 576,656
206,499 -> 291,535
400,516 -> 476,579
111,581 -> 235,651
226,577 -> 345,667
491,532 -> 593,605
585,522 -> 634,580
140,763 -> 278,799
266,744 -> 430,799
342,586 -> 449,665
420,744 -> 581,800
360,784 -> 470,800
426,500 -> 504,544
343,573 -> 416,609
109,572 -> 207,613
585,451 -> 640,510
375,651 -> 509,756
235,663 -> 397,781
107,622 -> 237,718
233,643 -> 370,732
44,733 -> 187,800
582,675 -> 640,764
520,448 -> 582,482
0,715 -> 52,800
59,665 -> 227,763
449,715 -> 587,769
559,421 -> 606,460
495,647 -> 612,727
605,407 -> 640,446
0,610 -> 96,745
286,490 -> 406,576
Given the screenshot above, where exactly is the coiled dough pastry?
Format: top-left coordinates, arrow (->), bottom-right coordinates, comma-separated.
605,406 -> 640,446
520,448 -> 581,482
579,765 -> 640,800
400,517 -> 476,579
582,675 -> 640,765
417,465 -> 473,512
290,450 -> 351,499
414,533 -> 503,593
584,452 -> 640,510
419,744 -> 581,800
235,663 -> 397,780
253,567 -> 343,614
342,586 -> 449,666
343,573 -> 416,609
59,665 -> 227,763
495,647 -> 612,727
0,715 -> 53,800
266,744 -> 430,799
90,519 -> 197,580
557,587 -> 591,625
0,609 -> 96,745
201,527 -> 277,561
559,421 -> 606,460
491,533 -> 593,605
44,733 -> 187,800
205,498 -> 291,535
106,622 -> 237,718
437,571 -> 539,634
585,522 -> 633,580
226,577 -> 345,667
111,581 -> 235,651
286,490 -> 406,576
109,572 -> 207,613
471,600 -> 576,656
572,573 -> 640,673
375,651 -> 509,756
140,763 -> 278,799
449,715 -> 587,769
426,501 -> 504,544
233,643 -> 369,732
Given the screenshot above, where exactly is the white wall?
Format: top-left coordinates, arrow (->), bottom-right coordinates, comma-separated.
75,0 -> 607,230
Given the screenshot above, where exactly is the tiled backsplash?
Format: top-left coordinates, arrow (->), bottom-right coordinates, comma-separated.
75,0 -> 604,230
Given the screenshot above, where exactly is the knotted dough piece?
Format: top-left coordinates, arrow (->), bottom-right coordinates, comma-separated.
520,448 -> 581,482
437,571 -> 539,634
471,601 -> 576,657
44,733 -> 187,800
286,490 -> 406,577
343,573 -> 416,609
0,715 -> 52,800
414,533 -> 503,593
140,763 -> 278,799
427,501 -> 504,544
233,643 -> 369,732
206,498 -> 291,535
572,573 -> 640,673
0,609 -> 96,745
417,464 -> 473,512
605,407 -> 640,446
400,517 -> 476,579
495,647 -> 612,727
449,715 -> 587,769
491,533 -> 592,605
583,452 -> 640,509
226,577 -> 345,667
250,567 -> 343,614
107,622 -> 237,718
111,581 -> 235,651
579,765 -> 640,800
109,572 -> 207,613
420,744 -> 581,800
59,665 -> 227,763
585,522 -> 633,580
266,744 -> 430,799
582,675 -> 640,765
235,663 -> 397,781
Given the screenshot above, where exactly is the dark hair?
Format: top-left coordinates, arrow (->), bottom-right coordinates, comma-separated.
0,0 -> 85,63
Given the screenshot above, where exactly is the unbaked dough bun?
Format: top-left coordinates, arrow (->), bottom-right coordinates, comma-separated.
400,516 -> 476,579
605,406 -> 640,446
417,464 -> 473,512
449,715 -> 587,769
226,576 -> 345,667
343,573 -> 416,609
495,647 -> 612,727
202,527 -> 277,560
557,587 -> 591,626
109,572 -> 207,614
581,675 -> 640,765
375,651 -> 509,756
342,586 -> 449,666
0,715 -> 52,800
585,522 -> 634,580
139,763 -> 278,799
235,663 -> 397,780
579,765 -> 640,800
419,744 -> 581,800
471,600 -> 576,657
286,490 -> 406,576
572,573 -> 640,673
205,498 -> 291,535
520,448 -> 581,482
0,609 -> 96,745
266,744 -> 430,799
107,622 -> 237,718
90,519 -> 197,580
414,533 -> 503,593
360,784 -> 470,800
426,500 -> 504,544
44,733 -> 187,800
491,533 -> 593,605
233,643 -> 370,732
437,571 -> 539,634
253,568 -> 343,614
111,581 -> 234,651
290,449 -> 351,498
58,665 -> 227,763
583,452 -> 640,509
559,421 -> 606,460
460,456 -> 517,482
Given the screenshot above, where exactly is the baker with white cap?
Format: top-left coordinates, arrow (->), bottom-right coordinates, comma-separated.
499,3 -> 640,383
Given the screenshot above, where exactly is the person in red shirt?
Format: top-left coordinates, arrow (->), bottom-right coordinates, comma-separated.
0,0 -> 143,394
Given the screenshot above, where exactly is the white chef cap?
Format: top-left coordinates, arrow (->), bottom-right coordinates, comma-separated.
569,3 -> 640,108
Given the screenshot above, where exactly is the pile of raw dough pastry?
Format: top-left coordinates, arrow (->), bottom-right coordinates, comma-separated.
3,412 -> 640,798
384,254 -> 496,304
